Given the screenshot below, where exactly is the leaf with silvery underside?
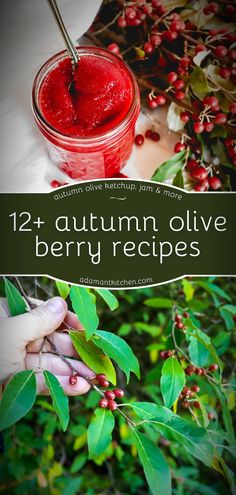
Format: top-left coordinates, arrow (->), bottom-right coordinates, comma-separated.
190,67 -> 209,99
167,102 -> 185,132
0,370 -> 36,431
205,65 -> 236,93
4,277 -> 27,316
43,371 -> 69,432
70,331 -> 116,385
94,289 -> 118,311
70,286 -> 99,340
132,429 -> 171,495
211,141 -> 235,170
151,150 -> 187,182
160,357 -> 186,408
55,281 -> 70,300
93,330 -> 140,382
87,408 -> 115,458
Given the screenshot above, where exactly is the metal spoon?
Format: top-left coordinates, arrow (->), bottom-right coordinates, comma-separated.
47,0 -> 79,88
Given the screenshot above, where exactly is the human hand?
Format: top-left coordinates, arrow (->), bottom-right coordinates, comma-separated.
0,297 -> 95,395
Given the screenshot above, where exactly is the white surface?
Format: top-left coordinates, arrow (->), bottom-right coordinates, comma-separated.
0,0 -> 177,192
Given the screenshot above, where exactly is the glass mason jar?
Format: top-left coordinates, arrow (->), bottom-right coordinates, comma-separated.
32,46 -> 140,180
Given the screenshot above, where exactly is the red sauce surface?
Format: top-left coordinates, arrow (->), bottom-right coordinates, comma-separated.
39,56 -> 133,137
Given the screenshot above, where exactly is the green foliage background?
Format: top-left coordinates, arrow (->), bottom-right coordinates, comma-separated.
0,276 -> 235,495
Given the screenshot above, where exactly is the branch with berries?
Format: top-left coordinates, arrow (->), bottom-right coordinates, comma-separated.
89,0 -> 236,191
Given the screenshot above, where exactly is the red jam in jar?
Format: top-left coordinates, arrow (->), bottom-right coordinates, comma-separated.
32,46 -> 140,179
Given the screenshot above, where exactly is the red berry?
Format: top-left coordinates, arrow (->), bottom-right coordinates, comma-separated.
107,400 -> 118,411
173,79 -> 185,90
180,56 -> 191,68
208,412 -> 214,420
163,30 -> 178,42
151,131 -> 161,142
157,55 -> 167,67
194,401 -> 201,409
104,390 -> 116,400
180,111 -> 190,123
69,374 -> 78,386
194,180 -> 209,192
148,99 -> 158,109
113,388 -> 125,398
187,159 -> 198,169
225,137 -> 234,147
175,90 -> 185,101
170,20 -> 185,32
203,2 -> 219,14
50,180 -> 60,188
208,363 -> 219,372
117,16 -> 127,28
182,400 -> 190,408
193,122 -> 204,134
100,379 -> 109,388
230,103 -> 236,114
195,44 -> 206,54
214,45 -> 228,58
125,7 -> 137,20
204,121 -> 214,132
191,166 -> 208,181
142,4 -> 153,15
214,113 -> 227,124
225,5 -> 236,14
145,129 -> 153,139
185,366 -> 196,376
143,42 -> 154,54
183,311 -> 189,318
160,351 -> 168,359
150,34 -> 162,46
203,96 -> 219,109
208,176 -> 222,190
174,142 -> 186,153
99,398 -> 108,408
191,385 -> 200,393
176,322 -> 184,330
175,314 -> 182,322
228,49 -> 236,60
167,71 -> 178,83
155,95 -> 167,105
96,374 -> 107,383
219,67 -> 231,79
195,368 -> 203,375
135,134 -> 144,146
166,350 -> 174,357
108,43 -> 120,54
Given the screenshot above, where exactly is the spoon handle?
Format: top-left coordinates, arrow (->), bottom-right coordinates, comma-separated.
47,0 -> 79,69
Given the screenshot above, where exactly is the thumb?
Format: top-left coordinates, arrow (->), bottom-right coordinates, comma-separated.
13,297 -> 68,343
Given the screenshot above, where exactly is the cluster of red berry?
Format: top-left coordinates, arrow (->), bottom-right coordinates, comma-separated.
96,374 -> 125,411
116,1 -> 166,29
185,363 -> 218,376
180,385 -> 201,409
175,312 -> 188,330
135,128 -> 160,146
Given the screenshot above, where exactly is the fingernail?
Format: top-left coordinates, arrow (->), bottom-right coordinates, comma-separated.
46,297 -> 66,315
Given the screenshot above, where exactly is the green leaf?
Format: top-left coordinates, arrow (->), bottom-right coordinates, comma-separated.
132,429 -> 171,495
160,357 -> 185,408
188,337 -> 210,367
55,281 -> 70,299
182,279 -> 195,301
93,330 -> 140,382
70,286 -> 99,340
151,415 -> 213,467
127,402 -> 213,466
211,141 -> 235,170
172,169 -> 184,189
69,331 -> 116,385
43,371 -> 69,432
151,150 -> 187,182
94,289 -> 119,311
219,307 -> 235,331
196,281 -> 231,302
190,67 -> 209,99
0,370 -> 36,431
144,298 -> 173,309
70,453 -> 87,473
4,277 -> 27,316
62,478 -> 82,495
87,408 -> 115,458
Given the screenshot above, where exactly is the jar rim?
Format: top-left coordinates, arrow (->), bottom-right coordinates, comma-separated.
32,45 -> 140,146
